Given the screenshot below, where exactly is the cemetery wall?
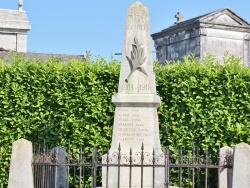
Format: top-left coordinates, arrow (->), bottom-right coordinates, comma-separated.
0,51 -> 85,62
0,55 -> 249,186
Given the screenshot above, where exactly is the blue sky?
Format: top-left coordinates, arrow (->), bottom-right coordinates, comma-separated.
1,1 -> 250,60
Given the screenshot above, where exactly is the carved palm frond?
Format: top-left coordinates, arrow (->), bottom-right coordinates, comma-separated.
125,37 -> 147,82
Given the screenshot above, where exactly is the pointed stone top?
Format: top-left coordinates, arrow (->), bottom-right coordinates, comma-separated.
129,2 -> 146,8
127,2 -> 148,19
130,2 -> 145,6
115,1 -> 159,97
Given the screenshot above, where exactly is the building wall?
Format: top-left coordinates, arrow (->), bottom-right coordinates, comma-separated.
0,33 -> 28,52
0,9 -> 30,53
247,40 -> 250,66
154,27 -> 250,65
166,36 -> 200,61
0,33 -> 17,51
154,28 -> 201,63
16,34 -> 27,52
200,28 -> 248,65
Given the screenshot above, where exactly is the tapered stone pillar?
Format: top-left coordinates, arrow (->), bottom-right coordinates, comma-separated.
102,2 -> 164,187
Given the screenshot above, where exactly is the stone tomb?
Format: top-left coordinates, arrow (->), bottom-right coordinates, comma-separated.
102,2 -> 165,188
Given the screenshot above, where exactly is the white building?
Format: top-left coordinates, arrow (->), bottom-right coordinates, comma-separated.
0,1 -> 30,52
152,8 -> 250,65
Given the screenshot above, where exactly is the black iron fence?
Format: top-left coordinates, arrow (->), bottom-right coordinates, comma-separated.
32,143 -> 233,188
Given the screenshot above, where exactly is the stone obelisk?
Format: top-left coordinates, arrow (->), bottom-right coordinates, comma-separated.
102,2 -> 164,187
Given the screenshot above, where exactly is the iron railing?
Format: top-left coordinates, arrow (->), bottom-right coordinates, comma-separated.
33,143 -> 233,188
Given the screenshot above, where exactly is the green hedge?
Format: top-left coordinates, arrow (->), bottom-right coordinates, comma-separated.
156,54 -> 250,152
0,54 -> 250,187
0,55 -> 120,187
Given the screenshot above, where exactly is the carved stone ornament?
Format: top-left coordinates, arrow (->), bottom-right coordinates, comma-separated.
125,37 -> 147,82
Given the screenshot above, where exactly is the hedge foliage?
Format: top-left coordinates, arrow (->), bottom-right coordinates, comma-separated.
0,54 -> 250,187
156,54 -> 250,152
0,55 -> 120,187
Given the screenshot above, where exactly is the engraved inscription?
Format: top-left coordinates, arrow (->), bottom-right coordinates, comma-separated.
121,84 -> 151,92
129,24 -> 147,30
116,108 -> 151,142
127,12 -> 148,31
128,13 -> 147,23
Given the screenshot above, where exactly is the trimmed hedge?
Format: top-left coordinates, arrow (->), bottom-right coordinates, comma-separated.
0,55 -> 120,187
156,54 -> 250,152
0,54 -> 249,187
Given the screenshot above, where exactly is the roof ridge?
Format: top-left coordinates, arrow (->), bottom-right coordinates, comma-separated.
152,8 -> 250,37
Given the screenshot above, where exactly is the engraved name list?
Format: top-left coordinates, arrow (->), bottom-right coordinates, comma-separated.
116,108 -> 151,142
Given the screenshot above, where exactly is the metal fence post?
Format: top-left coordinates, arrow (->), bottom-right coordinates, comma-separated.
91,147 -> 97,188
164,147 -> 170,188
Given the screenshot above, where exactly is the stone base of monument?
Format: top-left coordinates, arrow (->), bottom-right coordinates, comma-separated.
102,168 -> 164,187
102,153 -> 181,188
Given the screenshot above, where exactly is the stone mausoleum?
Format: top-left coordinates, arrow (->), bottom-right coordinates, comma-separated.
0,1 -> 30,52
151,8 -> 250,65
